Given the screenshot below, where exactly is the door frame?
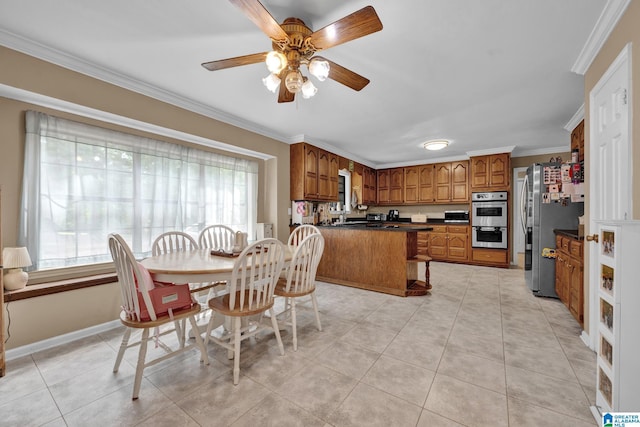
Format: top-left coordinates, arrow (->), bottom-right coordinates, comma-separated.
587,43 -> 633,350
512,167 -> 527,266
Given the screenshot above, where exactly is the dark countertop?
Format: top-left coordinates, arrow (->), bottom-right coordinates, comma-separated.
554,229 -> 583,240
317,224 -> 433,232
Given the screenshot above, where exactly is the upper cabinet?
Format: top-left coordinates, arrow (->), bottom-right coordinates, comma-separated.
290,143 -> 339,201
405,165 -> 435,204
571,120 -> 585,163
470,153 -> 510,191
435,161 -> 469,203
362,166 -> 377,204
377,168 -> 404,205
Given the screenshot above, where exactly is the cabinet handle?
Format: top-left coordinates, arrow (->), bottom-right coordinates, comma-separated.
586,234 -> 599,243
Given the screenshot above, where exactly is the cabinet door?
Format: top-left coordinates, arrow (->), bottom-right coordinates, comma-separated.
569,257 -> 583,322
435,163 -> 452,202
317,150 -> 331,199
489,154 -> 509,189
328,152 -> 339,201
404,166 -> 419,204
389,168 -> 404,204
451,161 -> 469,202
304,145 -> 319,199
429,232 -> 448,259
377,169 -> 390,204
364,167 -> 377,204
418,165 -> 435,202
471,156 -> 489,189
447,232 -> 469,261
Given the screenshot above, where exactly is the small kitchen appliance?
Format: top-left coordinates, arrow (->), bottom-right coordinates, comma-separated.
388,209 -> 400,221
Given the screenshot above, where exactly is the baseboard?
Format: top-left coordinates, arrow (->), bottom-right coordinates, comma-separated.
580,330 -> 594,351
5,320 -> 121,361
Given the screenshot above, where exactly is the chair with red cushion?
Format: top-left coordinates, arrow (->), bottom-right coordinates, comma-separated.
109,233 -> 209,399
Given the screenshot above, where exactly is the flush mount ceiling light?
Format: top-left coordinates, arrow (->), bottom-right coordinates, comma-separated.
201,1 -> 383,103
423,140 -> 450,151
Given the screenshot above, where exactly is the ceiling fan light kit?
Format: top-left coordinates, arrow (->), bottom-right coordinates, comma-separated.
265,50 -> 287,74
262,72 -> 281,93
308,57 -> 330,82
423,140 -> 450,151
202,0 -> 383,103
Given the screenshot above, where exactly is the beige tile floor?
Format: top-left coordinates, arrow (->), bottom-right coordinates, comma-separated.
0,262 -> 598,426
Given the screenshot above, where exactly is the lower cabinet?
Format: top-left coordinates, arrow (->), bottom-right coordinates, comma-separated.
555,233 -> 584,326
471,248 -> 508,267
428,225 -> 469,262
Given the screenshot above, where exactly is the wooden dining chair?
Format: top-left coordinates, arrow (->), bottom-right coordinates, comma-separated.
287,224 -> 320,246
204,238 -> 286,385
151,231 -> 218,339
198,224 -> 236,251
275,233 -> 325,351
108,233 -> 209,400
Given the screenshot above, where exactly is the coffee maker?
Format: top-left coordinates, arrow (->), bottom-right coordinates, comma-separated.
388,209 -> 400,221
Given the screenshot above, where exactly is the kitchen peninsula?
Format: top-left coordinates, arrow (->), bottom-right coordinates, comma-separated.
315,224 -> 432,296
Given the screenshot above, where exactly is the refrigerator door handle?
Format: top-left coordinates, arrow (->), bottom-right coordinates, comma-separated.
519,174 -> 528,236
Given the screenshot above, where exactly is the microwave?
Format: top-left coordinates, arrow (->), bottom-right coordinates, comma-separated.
444,210 -> 469,223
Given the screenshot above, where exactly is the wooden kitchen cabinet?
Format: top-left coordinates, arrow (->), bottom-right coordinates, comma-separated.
571,120 -> 585,163
554,233 -> 584,326
377,167 -> 404,204
428,225 -> 469,262
405,165 -> 435,204
363,166 -> 377,204
435,161 -> 469,203
470,153 -> 510,191
290,143 -> 338,201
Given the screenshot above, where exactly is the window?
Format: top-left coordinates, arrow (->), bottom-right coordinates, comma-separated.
20,111 -> 258,270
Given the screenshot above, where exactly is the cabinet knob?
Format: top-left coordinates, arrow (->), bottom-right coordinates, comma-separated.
586,234 -> 599,243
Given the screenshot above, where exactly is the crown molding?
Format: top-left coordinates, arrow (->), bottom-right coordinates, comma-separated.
0,83 -> 274,160
466,145 -> 516,157
564,103 -> 585,132
511,145 -> 569,158
0,29 -> 291,145
571,0 -> 632,75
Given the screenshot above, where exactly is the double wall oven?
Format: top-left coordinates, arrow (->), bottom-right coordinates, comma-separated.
471,191 -> 508,249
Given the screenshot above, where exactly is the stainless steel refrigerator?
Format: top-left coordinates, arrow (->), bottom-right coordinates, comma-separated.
520,163 -> 584,297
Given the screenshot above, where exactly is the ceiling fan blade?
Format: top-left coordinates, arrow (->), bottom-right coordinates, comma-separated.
278,69 -> 295,103
307,6 -> 383,51
315,57 -> 370,91
201,52 -> 268,71
229,0 -> 289,42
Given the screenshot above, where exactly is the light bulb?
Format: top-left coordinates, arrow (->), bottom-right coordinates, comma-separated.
308,58 -> 330,81
262,73 -> 281,93
301,80 -> 317,99
284,70 -> 304,93
265,51 -> 287,74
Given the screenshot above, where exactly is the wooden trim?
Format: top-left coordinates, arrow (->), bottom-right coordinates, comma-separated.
3,273 -> 117,302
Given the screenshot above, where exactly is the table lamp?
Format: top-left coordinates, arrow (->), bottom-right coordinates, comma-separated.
3,247 -> 32,291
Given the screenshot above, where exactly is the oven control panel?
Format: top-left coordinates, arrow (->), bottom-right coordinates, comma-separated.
471,191 -> 507,201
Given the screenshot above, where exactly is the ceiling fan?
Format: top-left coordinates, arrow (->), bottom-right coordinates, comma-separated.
202,0 -> 383,103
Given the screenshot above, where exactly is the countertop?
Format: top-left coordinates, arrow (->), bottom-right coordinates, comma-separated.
554,229 -> 583,240
317,224 -> 433,232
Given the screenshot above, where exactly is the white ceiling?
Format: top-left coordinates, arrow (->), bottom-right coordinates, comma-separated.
0,0 -> 607,167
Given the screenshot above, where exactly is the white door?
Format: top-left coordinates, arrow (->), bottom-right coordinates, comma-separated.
587,43 -> 632,350
512,167 -> 527,266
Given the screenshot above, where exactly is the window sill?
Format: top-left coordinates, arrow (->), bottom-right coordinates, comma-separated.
4,273 -> 118,302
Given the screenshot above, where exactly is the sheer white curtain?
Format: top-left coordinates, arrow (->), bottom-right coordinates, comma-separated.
20,111 -> 258,270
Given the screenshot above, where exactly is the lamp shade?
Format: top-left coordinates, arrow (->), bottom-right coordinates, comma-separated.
265,51 -> 287,74
3,247 -> 32,269
308,58 -> 330,81
284,70 -> 304,93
